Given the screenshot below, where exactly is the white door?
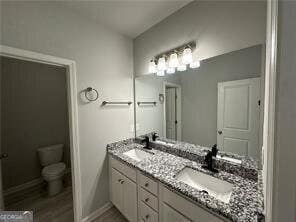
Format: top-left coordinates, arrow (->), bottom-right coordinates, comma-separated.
217,78 -> 260,158
166,87 -> 177,140
122,177 -> 137,222
111,168 -> 124,212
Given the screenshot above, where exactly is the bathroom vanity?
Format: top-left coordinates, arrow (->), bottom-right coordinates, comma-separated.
107,139 -> 263,222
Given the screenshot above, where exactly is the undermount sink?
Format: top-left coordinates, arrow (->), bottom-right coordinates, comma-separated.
175,167 -> 233,203
123,149 -> 154,162
216,155 -> 242,165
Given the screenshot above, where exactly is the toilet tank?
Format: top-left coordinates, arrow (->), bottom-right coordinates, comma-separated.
37,144 -> 64,166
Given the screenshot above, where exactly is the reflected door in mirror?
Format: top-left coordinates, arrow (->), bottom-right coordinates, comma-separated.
217,78 -> 260,159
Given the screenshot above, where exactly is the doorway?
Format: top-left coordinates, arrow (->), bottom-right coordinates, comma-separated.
163,82 -> 181,141
0,45 -> 81,221
0,56 -> 74,220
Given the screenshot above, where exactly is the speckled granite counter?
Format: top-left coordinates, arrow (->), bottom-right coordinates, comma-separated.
107,139 -> 264,222
136,135 -> 259,181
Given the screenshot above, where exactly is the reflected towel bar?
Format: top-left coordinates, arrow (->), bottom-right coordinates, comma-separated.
102,101 -> 132,106
137,101 -> 157,106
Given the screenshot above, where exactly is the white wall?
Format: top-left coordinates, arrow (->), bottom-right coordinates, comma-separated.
0,2 -> 134,218
273,1 -> 296,221
134,1 -> 266,77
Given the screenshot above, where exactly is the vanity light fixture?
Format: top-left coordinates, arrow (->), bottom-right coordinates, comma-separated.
157,56 -> 167,71
177,64 -> 187,72
167,67 -> 175,74
190,60 -> 200,69
169,52 -> 179,68
182,47 -> 193,65
157,70 -> 165,76
148,59 -> 157,74
149,41 -> 199,75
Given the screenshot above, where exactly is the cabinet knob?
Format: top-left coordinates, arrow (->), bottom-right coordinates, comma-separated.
145,214 -> 149,219
0,153 -> 8,159
118,179 -> 122,183
120,180 -> 124,184
145,198 -> 149,202
145,182 -> 149,187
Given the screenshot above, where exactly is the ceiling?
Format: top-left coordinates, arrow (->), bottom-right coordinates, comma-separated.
60,0 -> 192,38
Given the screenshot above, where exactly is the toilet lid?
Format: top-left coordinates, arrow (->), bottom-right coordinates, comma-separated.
42,163 -> 66,176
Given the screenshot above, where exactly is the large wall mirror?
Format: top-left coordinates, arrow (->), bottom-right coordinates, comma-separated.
134,1 -> 266,162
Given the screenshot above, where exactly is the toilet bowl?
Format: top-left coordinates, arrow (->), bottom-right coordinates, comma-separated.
42,162 -> 66,196
37,144 -> 66,196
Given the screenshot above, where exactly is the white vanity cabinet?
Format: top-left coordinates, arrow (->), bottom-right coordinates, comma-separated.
109,155 -> 226,222
159,184 -> 225,222
110,157 -> 137,222
138,172 -> 159,222
161,202 -> 190,222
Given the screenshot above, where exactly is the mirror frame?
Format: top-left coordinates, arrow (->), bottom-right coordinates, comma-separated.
263,0 -> 278,221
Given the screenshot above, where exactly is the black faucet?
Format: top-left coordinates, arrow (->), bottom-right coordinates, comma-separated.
141,136 -> 152,150
202,144 -> 219,173
152,132 -> 159,141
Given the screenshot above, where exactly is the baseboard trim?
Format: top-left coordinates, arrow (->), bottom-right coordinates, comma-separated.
82,202 -> 113,222
4,168 -> 72,197
4,178 -> 44,197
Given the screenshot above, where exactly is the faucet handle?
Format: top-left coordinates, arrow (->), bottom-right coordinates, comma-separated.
152,132 -> 159,141
211,144 -> 218,157
141,136 -> 149,142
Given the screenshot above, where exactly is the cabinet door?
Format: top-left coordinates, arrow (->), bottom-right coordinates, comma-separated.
111,168 -> 124,212
123,177 -> 137,222
162,203 -> 190,222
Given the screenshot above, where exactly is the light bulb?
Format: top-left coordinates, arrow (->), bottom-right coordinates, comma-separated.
182,47 -> 193,65
169,53 -> 179,68
177,64 -> 187,72
167,67 -> 175,74
148,59 -> 156,73
156,70 -> 165,76
190,60 -> 200,69
157,56 -> 167,71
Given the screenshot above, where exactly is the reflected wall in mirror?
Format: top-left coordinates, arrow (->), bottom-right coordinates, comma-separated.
134,1 -> 266,161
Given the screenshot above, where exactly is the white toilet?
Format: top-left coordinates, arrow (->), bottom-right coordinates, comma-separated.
37,144 -> 66,196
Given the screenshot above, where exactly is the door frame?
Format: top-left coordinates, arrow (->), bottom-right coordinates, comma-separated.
0,45 -> 82,221
263,0 -> 278,221
163,82 -> 182,141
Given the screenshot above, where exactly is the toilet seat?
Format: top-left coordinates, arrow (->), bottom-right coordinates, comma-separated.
42,162 -> 66,178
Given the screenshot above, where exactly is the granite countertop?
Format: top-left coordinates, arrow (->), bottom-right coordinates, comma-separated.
107,139 -> 264,222
137,135 -> 259,181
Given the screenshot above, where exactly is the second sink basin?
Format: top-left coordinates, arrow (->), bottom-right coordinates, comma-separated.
176,167 -> 233,203
123,149 -> 154,162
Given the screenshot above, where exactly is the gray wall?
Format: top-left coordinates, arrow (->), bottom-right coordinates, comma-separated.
134,1 -> 266,77
0,2 -> 134,217
1,57 -> 70,190
273,1 -> 296,221
181,45 -> 263,150
135,74 -> 181,137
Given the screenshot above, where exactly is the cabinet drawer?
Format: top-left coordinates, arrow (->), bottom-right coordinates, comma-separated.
139,188 -> 158,212
139,173 -> 158,195
110,156 -> 136,182
139,201 -> 158,222
161,186 -> 224,222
